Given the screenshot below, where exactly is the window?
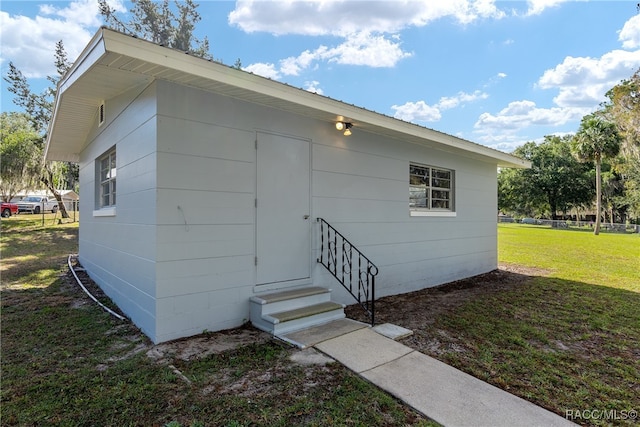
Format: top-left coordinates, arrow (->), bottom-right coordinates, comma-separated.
98,148 -> 116,208
410,163 -> 454,212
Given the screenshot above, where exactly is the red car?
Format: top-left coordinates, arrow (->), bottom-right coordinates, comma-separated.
1,202 -> 19,218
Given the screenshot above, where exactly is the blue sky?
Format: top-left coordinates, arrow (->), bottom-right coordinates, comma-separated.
1,1 -> 640,153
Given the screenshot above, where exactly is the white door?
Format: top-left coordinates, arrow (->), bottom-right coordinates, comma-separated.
256,132 -> 311,285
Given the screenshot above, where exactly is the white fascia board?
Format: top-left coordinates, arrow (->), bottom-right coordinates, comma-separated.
101,30 -> 344,113
59,30 -> 108,95
56,28 -> 528,169
44,30 -> 107,162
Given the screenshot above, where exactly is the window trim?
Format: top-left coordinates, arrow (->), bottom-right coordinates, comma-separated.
96,147 -> 116,212
93,206 -> 116,217
409,162 -> 456,216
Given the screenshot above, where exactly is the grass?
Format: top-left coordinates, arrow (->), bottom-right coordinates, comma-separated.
1,214 -> 432,426
426,224 -> 639,425
3,214 -> 638,426
498,223 -> 640,291
1,213 -> 79,290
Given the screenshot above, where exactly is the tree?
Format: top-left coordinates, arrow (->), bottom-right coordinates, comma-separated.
571,115 -> 622,235
0,113 -> 43,202
498,142 -> 545,217
99,0 -> 211,59
605,69 -> 640,159
603,68 -> 640,219
498,136 -> 593,220
601,168 -> 627,224
3,41 -> 75,218
5,1 -> 211,218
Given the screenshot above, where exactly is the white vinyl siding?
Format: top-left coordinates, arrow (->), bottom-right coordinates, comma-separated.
312,134 -> 496,305
78,79 -> 500,344
79,83 -> 158,341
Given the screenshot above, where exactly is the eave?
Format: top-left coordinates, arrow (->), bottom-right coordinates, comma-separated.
45,27 -> 530,169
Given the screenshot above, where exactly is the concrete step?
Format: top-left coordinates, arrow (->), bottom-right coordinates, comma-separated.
266,301 -> 344,323
250,286 -> 332,315
250,287 -> 345,336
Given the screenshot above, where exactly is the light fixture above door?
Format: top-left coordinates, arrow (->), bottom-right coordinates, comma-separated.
335,121 -> 353,136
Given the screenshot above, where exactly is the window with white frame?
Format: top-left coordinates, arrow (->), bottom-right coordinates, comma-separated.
409,163 -> 454,212
98,148 -> 116,208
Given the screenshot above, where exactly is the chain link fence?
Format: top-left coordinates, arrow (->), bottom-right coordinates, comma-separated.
498,216 -> 639,233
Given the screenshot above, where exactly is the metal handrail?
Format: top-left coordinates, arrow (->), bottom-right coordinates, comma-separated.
316,218 -> 378,326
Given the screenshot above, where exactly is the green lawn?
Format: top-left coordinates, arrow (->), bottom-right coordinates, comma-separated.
499,223 -> 640,291
430,224 -> 640,424
1,214 -> 431,426
2,215 -> 638,426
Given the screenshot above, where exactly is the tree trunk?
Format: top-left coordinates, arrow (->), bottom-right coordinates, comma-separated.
41,164 -> 70,219
549,196 -> 558,226
594,157 -> 601,235
610,207 -> 614,226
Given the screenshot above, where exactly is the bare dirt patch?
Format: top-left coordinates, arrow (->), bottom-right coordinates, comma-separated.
147,326 -> 272,363
68,258 -> 272,364
345,265 -> 546,329
71,262 -> 544,369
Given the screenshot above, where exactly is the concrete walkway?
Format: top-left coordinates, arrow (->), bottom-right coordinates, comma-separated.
282,319 -> 576,427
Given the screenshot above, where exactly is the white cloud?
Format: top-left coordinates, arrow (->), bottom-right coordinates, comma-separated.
619,14 -> 640,49
280,49 -> 322,76
229,0 -> 506,37
473,100 -> 590,146
467,0 -> 506,21
482,72 -> 508,89
524,0 -> 569,17
392,90 -> 488,122
232,1 -> 509,85
246,32 -> 412,79
230,0 -> 517,90
243,62 -> 281,79
475,14 -> 640,150
0,0 -> 125,78
324,32 -> 412,67
392,101 -> 441,122
438,90 -> 488,110
538,49 -> 640,107
304,81 -> 324,95
476,100 -> 573,129
39,0 -> 104,27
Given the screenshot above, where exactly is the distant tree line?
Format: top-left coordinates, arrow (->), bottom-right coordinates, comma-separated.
499,69 -> 640,235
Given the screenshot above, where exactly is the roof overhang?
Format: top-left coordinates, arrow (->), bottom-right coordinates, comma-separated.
45,27 -> 530,169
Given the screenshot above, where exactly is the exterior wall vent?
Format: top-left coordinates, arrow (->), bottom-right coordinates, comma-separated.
98,102 -> 105,127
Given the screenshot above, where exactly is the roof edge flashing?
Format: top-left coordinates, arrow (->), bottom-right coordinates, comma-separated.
45,30 -> 108,162
45,27 -> 530,169
59,29 -> 108,96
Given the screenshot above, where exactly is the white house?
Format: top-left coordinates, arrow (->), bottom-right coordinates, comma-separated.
45,28 -> 529,344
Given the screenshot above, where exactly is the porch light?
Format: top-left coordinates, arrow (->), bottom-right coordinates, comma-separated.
335,121 -> 353,136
